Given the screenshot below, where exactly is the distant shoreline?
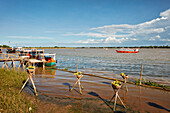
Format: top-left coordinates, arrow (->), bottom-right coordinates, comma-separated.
0,45 -> 169,49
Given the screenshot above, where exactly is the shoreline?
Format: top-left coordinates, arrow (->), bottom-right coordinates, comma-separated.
33,68 -> 170,112
1,68 -> 169,112
1,46 -> 170,49
55,68 -> 170,91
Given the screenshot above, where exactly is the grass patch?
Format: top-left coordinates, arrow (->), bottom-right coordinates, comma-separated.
134,78 -> 170,89
63,67 -> 69,71
0,68 -> 37,112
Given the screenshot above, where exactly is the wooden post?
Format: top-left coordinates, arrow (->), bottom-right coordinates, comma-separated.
42,49 -> 45,70
19,58 -> 25,70
110,85 -> 126,111
120,73 -> 129,92
43,49 -> 44,60
18,58 -> 23,70
77,59 -> 78,72
29,72 -> 37,96
113,91 -> 118,111
139,64 -> 143,85
70,74 -> 83,94
139,86 -> 141,103
35,49 -> 37,59
19,69 -> 38,96
2,61 -> 8,69
125,78 -> 128,92
43,62 -> 45,70
3,54 -> 5,59
11,58 -> 16,69
2,54 -> 8,69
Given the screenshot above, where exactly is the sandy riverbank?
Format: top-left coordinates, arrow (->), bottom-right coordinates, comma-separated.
26,68 -> 170,113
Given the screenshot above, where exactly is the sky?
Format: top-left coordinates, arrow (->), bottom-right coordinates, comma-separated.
0,0 -> 170,47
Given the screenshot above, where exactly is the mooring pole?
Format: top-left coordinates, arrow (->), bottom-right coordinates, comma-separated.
139,64 -> 143,85
77,59 -> 78,72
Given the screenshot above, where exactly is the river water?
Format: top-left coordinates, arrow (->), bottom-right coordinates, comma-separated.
0,48 -> 169,85
46,48 -> 170,85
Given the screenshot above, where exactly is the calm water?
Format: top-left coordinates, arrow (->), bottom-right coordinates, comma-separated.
0,48 -> 169,85
46,48 -> 170,85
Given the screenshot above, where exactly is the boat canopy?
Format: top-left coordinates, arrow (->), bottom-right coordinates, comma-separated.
39,53 -> 56,60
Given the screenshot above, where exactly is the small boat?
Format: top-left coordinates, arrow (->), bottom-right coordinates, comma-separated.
6,47 -> 16,53
39,53 -> 56,66
7,47 -> 24,53
20,49 -> 32,58
20,49 -> 44,58
15,47 -> 24,52
116,48 -> 139,53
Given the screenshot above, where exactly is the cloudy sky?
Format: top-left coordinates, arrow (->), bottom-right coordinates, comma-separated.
0,0 -> 170,47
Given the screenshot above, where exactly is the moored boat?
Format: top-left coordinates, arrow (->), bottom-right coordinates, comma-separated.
39,53 -> 56,66
15,47 -> 24,53
116,48 -> 139,53
20,49 -> 44,58
7,47 -> 25,53
6,47 -> 15,53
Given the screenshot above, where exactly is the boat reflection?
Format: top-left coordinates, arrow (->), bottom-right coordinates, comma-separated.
35,67 -> 56,77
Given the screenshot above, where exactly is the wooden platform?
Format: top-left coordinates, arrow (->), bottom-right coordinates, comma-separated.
0,53 -> 46,69
28,59 -> 44,63
0,58 -> 22,62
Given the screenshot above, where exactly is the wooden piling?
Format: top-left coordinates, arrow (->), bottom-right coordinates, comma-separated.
19,68 -> 38,96
139,64 -> 143,85
70,73 -> 83,94
110,84 -> 126,111
77,59 -> 78,72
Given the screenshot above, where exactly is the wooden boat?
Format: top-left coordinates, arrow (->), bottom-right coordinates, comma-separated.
7,47 -> 25,53
39,53 -> 56,66
116,48 -> 139,53
6,47 -> 15,53
15,47 -> 24,53
45,56 -> 56,66
20,49 -> 43,58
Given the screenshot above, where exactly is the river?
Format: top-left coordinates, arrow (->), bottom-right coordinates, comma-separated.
45,48 -> 170,85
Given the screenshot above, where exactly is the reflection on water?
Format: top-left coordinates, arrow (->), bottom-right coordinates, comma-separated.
35,67 -> 56,76
46,48 -> 170,85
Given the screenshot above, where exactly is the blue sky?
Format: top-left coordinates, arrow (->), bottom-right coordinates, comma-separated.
0,0 -> 170,47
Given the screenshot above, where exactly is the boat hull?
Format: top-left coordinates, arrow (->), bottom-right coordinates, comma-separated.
45,62 -> 55,66
116,50 -> 139,53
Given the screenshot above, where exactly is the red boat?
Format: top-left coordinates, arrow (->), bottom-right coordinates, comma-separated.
116,48 -> 139,53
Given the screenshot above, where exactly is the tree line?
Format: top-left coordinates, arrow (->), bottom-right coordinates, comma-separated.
0,45 -> 169,48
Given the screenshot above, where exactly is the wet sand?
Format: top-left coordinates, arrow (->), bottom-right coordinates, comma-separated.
33,68 -> 170,113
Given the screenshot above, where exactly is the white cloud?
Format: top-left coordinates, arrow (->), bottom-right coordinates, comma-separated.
8,36 -> 54,39
137,17 -> 167,27
90,24 -> 136,31
76,39 -> 104,43
134,28 -> 165,35
66,8 -> 170,45
66,32 -> 106,38
160,38 -> 170,41
160,9 -> 170,17
105,37 -> 128,43
155,35 -> 161,39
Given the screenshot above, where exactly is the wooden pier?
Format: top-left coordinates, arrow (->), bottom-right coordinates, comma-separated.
0,53 -> 46,69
